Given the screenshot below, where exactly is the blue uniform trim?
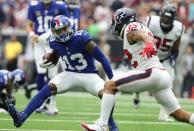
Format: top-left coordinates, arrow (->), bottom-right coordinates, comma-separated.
171,49 -> 179,61
91,46 -> 113,79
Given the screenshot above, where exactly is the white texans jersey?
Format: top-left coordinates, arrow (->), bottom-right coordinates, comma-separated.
146,15 -> 184,60
123,22 -> 163,70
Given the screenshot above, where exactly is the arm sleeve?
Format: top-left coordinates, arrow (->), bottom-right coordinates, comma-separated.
91,46 -> 113,79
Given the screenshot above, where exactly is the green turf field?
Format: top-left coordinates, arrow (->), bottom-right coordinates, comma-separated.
0,91 -> 194,131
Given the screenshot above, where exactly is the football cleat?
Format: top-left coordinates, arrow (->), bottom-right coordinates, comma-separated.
7,104 -> 26,127
158,117 -> 174,122
46,107 -> 58,116
81,122 -> 109,131
133,98 -> 140,108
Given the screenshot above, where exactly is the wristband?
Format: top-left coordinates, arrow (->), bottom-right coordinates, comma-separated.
29,31 -> 35,37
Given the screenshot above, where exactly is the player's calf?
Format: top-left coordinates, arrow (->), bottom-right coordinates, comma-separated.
170,109 -> 194,125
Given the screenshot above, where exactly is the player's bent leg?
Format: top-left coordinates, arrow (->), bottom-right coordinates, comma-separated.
84,74 -> 118,131
170,109 -> 194,125
82,80 -> 118,131
7,83 -> 57,127
97,89 -> 118,131
151,87 -> 194,125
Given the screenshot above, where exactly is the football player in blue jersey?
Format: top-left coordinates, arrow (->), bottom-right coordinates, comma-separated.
0,69 -> 25,112
65,0 -> 80,31
26,0 -> 69,115
7,15 -> 118,131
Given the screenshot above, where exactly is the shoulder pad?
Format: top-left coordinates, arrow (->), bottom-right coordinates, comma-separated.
30,1 -> 38,6
174,20 -> 184,36
126,22 -> 142,33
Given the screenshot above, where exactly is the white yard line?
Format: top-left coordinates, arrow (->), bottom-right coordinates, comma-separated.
0,129 -> 78,131
52,112 -> 158,116
0,118 -> 185,125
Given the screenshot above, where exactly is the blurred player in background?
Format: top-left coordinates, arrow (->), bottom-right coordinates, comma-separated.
133,4 -> 184,122
0,69 -> 25,112
26,0 -> 68,115
65,0 -> 80,31
81,8 -> 194,131
7,15 -> 118,131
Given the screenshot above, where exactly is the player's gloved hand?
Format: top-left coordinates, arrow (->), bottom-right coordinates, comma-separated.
169,56 -> 176,67
140,43 -> 157,59
39,59 -> 55,68
38,31 -> 52,43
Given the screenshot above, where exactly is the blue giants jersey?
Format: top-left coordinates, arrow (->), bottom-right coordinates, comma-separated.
27,0 -> 68,35
67,7 -> 80,31
49,30 -> 97,73
0,70 -> 10,92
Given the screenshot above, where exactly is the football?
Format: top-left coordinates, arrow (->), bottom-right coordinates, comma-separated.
43,52 -> 59,65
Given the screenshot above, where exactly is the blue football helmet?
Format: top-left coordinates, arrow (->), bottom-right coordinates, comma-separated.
50,15 -> 73,42
11,69 -> 25,87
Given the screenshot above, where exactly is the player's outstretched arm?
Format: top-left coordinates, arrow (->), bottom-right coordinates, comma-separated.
85,40 -> 113,79
127,28 -> 157,59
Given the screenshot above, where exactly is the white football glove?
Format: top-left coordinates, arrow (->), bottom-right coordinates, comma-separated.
39,59 -> 55,68
38,30 -> 52,43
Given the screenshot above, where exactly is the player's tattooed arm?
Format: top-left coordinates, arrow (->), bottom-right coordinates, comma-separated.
84,40 -> 96,53
126,29 -> 153,44
26,20 -> 34,33
85,40 -> 113,79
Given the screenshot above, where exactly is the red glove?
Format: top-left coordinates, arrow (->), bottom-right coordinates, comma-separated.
140,43 -> 157,59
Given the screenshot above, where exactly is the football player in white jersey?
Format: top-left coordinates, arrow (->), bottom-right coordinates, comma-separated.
133,4 -> 184,121
81,8 -> 194,131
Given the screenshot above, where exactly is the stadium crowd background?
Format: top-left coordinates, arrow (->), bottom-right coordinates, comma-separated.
0,0 -> 194,98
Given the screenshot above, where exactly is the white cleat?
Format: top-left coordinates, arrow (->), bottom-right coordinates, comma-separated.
46,106 -> 58,115
81,122 -> 109,131
158,117 -> 174,122
0,108 -> 7,114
